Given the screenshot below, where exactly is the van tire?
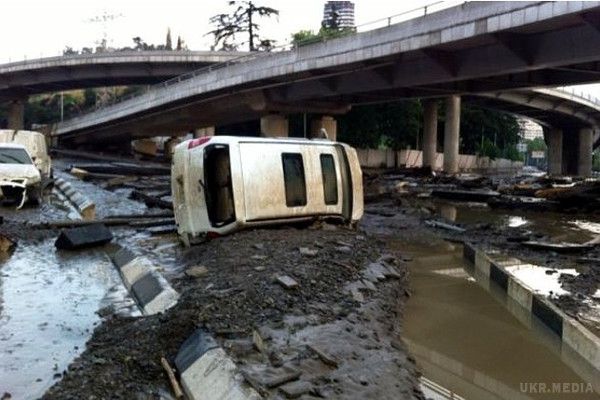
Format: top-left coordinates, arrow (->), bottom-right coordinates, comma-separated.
27,183 -> 43,205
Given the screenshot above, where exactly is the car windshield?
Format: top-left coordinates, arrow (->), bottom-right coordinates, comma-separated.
0,148 -> 32,164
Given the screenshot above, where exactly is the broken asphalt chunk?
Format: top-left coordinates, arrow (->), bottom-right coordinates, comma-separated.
279,381 -> 313,399
298,247 -> 318,257
276,275 -> 299,289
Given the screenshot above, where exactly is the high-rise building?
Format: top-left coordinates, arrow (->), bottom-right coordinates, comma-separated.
322,1 -> 355,29
518,118 -> 544,140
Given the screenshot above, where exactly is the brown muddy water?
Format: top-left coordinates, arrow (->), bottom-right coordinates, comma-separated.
399,238 -> 600,400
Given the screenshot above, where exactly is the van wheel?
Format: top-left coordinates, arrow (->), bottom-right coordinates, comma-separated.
28,185 -> 42,205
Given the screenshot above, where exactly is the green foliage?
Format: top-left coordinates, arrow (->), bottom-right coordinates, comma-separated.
593,150 -> 600,171
338,101 -> 422,150
166,28 -> 173,50
291,27 -> 355,46
459,105 -> 521,156
526,137 -> 547,152
208,1 -> 279,51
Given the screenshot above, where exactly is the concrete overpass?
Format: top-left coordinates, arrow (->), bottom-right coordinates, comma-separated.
0,50 -> 246,128
50,1 -> 600,175
467,87 -> 600,175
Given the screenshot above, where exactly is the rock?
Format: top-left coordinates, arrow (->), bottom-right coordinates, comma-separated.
335,246 -> 352,254
253,243 -> 265,250
254,266 -> 266,271
243,366 -> 301,388
251,254 -> 268,261
0,234 -> 16,253
277,275 -> 299,289
253,329 -> 267,353
363,262 -> 387,282
351,287 -> 364,302
223,339 -> 254,357
361,279 -> 377,291
383,266 -> 402,279
186,265 -> 208,278
279,381 -> 312,398
299,247 -> 318,257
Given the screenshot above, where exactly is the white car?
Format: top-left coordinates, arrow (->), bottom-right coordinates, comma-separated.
0,130 -> 52,178
0,143 -> 42,208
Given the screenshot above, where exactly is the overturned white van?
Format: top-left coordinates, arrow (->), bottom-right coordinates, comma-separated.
0,130 -> 52,178
172,136 -> 364,246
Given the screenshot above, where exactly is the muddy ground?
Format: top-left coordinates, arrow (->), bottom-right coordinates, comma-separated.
39,225 -> 422,400
2,158 -> 599,399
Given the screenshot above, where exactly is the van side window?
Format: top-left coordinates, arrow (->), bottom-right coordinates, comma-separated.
282,153 -> 307,207
320,154 -> 338,205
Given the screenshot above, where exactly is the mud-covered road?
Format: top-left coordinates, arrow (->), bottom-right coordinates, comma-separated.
2,158 -> 600,399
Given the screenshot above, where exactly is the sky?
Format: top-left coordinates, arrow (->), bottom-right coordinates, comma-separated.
1,0 -> 598,95
0,0 -> 448,61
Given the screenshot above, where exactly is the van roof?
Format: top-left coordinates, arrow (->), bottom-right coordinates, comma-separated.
0,129 -> 43,136
186,135 -> 340,146
0,143 -> 28,150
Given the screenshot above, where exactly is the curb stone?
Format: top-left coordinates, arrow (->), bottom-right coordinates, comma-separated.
175,328 -> 262,400
54,177 -> 96,220
463,242 -> 600,371
110,246 -> 179,315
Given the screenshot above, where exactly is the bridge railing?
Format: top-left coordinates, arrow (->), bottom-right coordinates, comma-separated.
553,86 -> 600,108
71,0 -> 467,119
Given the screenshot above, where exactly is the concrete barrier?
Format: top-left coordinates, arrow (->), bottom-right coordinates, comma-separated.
55,223 -> 112,249
357,148 -> 523,173
54,177 -> 95,220
175,328 -> 261,400
463,243 -> 600,371
110,246 -> 179,315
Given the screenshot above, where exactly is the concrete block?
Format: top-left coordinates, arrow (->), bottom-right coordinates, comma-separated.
143,285 -> 179,315
532,295 -> 563,337
507,277 -> 533,311
175,329 -> 219,373
474,249 -> 491,277
112,247 -> 137,269
131,273 -> 163,307
179,347 -> 261,400
562,318 -> 600,369
120,257 -> 153,289
55,223 -> 112,250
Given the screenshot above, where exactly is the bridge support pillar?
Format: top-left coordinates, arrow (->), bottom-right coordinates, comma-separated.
7,98 -> 26,130
578,127 -> 593,177
443,95 -> 460,174
547,128 -> 563,176
194,126 -> 215,137
310,116 -> 337,141
422,99 -> 438,169
260,114 -> 288,137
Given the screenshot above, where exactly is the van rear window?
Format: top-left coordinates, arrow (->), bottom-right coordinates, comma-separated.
282,153 -> 307,207
320,154 -> 338,205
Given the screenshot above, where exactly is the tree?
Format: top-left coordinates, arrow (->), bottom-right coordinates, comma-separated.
166,28 -> 173,50
526,137 -> 547,152
208,1 -> 279,51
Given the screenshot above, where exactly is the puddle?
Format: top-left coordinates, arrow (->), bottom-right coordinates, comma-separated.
0,240 -> 134,399
396,239 -> 600,400
503,263 -> 577,297
434,201 -> 600,243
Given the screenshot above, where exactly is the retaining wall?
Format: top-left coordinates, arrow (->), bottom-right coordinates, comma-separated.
463,243 -> 600,373
356,148 -> 523,173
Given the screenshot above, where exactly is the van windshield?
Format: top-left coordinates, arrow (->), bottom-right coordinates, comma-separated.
0,148 -> 32,165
